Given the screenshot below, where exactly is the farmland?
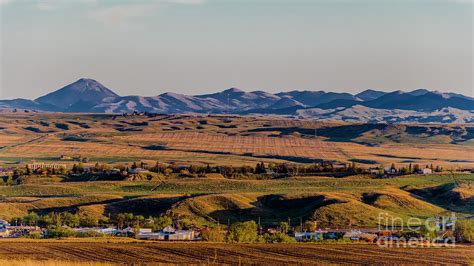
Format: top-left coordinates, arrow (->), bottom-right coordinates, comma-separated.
0,113 -> 473,263
0,239 -> 472,265
1,113 -> 474,168
0,114 -> 473,226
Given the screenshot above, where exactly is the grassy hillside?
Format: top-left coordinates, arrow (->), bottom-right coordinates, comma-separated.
1,174 -> 472,227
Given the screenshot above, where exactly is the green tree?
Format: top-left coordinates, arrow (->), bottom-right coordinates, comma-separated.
39,214 -> 53,227
116,213 -> 126,229
413,164 -> 421,173
62,212 -> 80,227
227,221 -> 258,243
419,224 -> 437,240
455,220 -> 474,243
26,165 -> 32,175
378,164 -> 385,176
23,212 -> 40,226
303,221 -> 316,232
201,225 -> 225,242
50,212 -> 62,227
279,221 -> 289,234
263,233 -> 296,243
152,216 -> 173,231
79,216 -> 98,227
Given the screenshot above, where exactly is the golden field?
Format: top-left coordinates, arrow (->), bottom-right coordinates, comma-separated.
0,113 -> 473,168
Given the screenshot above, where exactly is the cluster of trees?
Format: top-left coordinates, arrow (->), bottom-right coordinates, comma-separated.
202,221 -> 301,243
10,211 -> 474,243
2,159 -> 470,186
112,213 -> 174,232
71,162 -> 114,174
145,161 -> 363,178
11,212 -> 100,228
12,212 -> 177,233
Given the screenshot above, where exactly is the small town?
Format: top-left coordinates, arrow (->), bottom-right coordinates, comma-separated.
0,214 -> 468,246
1,160 -> 471,246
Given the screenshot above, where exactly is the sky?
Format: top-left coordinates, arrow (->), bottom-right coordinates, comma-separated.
0,0 -> 473,99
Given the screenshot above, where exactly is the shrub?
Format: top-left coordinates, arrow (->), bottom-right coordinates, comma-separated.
79,216 -> 99,227
227,221 -> 258,243
75,231 -> 106,238
25,231 -> 41,239
45,227 -> 75,238
264,233 -> 296,243
201,226 -> 226,242
455,220 -> 474,243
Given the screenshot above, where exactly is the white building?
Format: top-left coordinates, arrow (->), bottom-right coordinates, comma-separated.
422,168 -> 433,175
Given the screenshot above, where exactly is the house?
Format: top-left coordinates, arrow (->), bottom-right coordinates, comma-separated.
0,219 -> 9,227
136,226 -> 196,241
139,228 -> 152,234
59,155 -> 73,160
97,227 -> 121,235
384,167 -> 397,175
27,162 -> 67,171
128,168 -> 150,174
421,168 -> 433,175
368,168 -> 380,175
0,228 -> 10,237
110,168 -> 122,175
6,225 -> 41,237
74,227 -> 124,236
343,229 -> 378,242
295,230 -> 326,242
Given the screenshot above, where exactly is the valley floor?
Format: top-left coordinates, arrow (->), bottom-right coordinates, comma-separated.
0,239 -> 472,265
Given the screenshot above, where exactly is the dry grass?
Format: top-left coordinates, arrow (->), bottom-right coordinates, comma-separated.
1,114 -> 474,167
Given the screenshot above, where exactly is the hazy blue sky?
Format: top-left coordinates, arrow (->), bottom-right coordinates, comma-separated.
0,0 -> 472,99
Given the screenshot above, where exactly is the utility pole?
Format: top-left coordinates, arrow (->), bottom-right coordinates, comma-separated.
258,216 -> 261,235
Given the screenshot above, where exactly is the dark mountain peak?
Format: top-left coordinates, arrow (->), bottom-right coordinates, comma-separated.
78,77 -> 94,82
268,96 -> 305,109
222,87 -> 244,94
392,90 -> 406,95
35,78 -> 119,110
277,90 -> 358,107
160,92 -> 186,97
409,88 -> 430,96
355,89 -> 387,101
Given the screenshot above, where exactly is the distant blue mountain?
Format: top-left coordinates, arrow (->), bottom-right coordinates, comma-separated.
1,78 -> 473,116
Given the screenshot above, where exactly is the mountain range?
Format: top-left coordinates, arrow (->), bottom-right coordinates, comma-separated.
1,78 -> 473,123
